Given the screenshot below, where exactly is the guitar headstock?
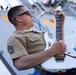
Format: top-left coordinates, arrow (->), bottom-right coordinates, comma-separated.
55,6 -> 62,12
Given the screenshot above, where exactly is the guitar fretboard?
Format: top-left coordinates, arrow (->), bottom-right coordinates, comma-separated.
55,11 -> 65,60
56,12 -> 62,40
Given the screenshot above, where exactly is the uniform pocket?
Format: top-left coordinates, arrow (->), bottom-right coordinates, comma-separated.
28,36 -> 41,42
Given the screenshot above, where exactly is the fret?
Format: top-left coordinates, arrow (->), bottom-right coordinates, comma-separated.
56,22 -> 61,24
56,26 -> 62,29
56,24 -> 61,28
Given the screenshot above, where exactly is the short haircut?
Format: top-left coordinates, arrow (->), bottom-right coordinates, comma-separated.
7,5 -> 24,25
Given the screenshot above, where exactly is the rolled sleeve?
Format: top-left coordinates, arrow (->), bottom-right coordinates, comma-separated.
7,36 -> 28,59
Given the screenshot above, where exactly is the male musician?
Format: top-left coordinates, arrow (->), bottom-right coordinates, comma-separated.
7,5 -> 67,75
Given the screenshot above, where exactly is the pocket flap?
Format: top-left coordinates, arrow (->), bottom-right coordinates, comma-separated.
28,36 -> 41,42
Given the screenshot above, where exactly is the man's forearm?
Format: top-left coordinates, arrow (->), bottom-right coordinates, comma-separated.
14,49 -> 54,70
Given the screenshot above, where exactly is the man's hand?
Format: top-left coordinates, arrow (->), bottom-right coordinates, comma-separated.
59,12 -> 65,27
49,40 -> 67,56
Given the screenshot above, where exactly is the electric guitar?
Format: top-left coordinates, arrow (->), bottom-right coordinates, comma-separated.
41,6 -> 76,72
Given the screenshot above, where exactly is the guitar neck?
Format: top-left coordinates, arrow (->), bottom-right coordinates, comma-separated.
55,11 -> 65,60
56,11 -> 62,40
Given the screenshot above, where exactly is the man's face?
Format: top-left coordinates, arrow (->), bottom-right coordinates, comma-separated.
16,7 -> 34,29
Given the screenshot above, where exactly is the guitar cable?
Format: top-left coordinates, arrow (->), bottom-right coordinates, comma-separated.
64,53 -> 76,58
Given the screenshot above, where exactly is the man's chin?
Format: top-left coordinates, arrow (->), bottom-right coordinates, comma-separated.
30,26 -> 34,30
31,24 -> 34,28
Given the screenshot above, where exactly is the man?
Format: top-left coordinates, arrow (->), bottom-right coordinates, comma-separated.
7,5 -> 66,75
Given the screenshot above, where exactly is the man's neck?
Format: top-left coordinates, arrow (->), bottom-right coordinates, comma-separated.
16,26 -> 33,31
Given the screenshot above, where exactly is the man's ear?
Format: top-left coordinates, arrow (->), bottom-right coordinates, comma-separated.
16,16 -> 22,22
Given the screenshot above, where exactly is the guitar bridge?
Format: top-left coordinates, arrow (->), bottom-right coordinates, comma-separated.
55,54 -> 65,61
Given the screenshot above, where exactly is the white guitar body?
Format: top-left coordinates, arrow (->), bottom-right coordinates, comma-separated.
41,32 -> 76,72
